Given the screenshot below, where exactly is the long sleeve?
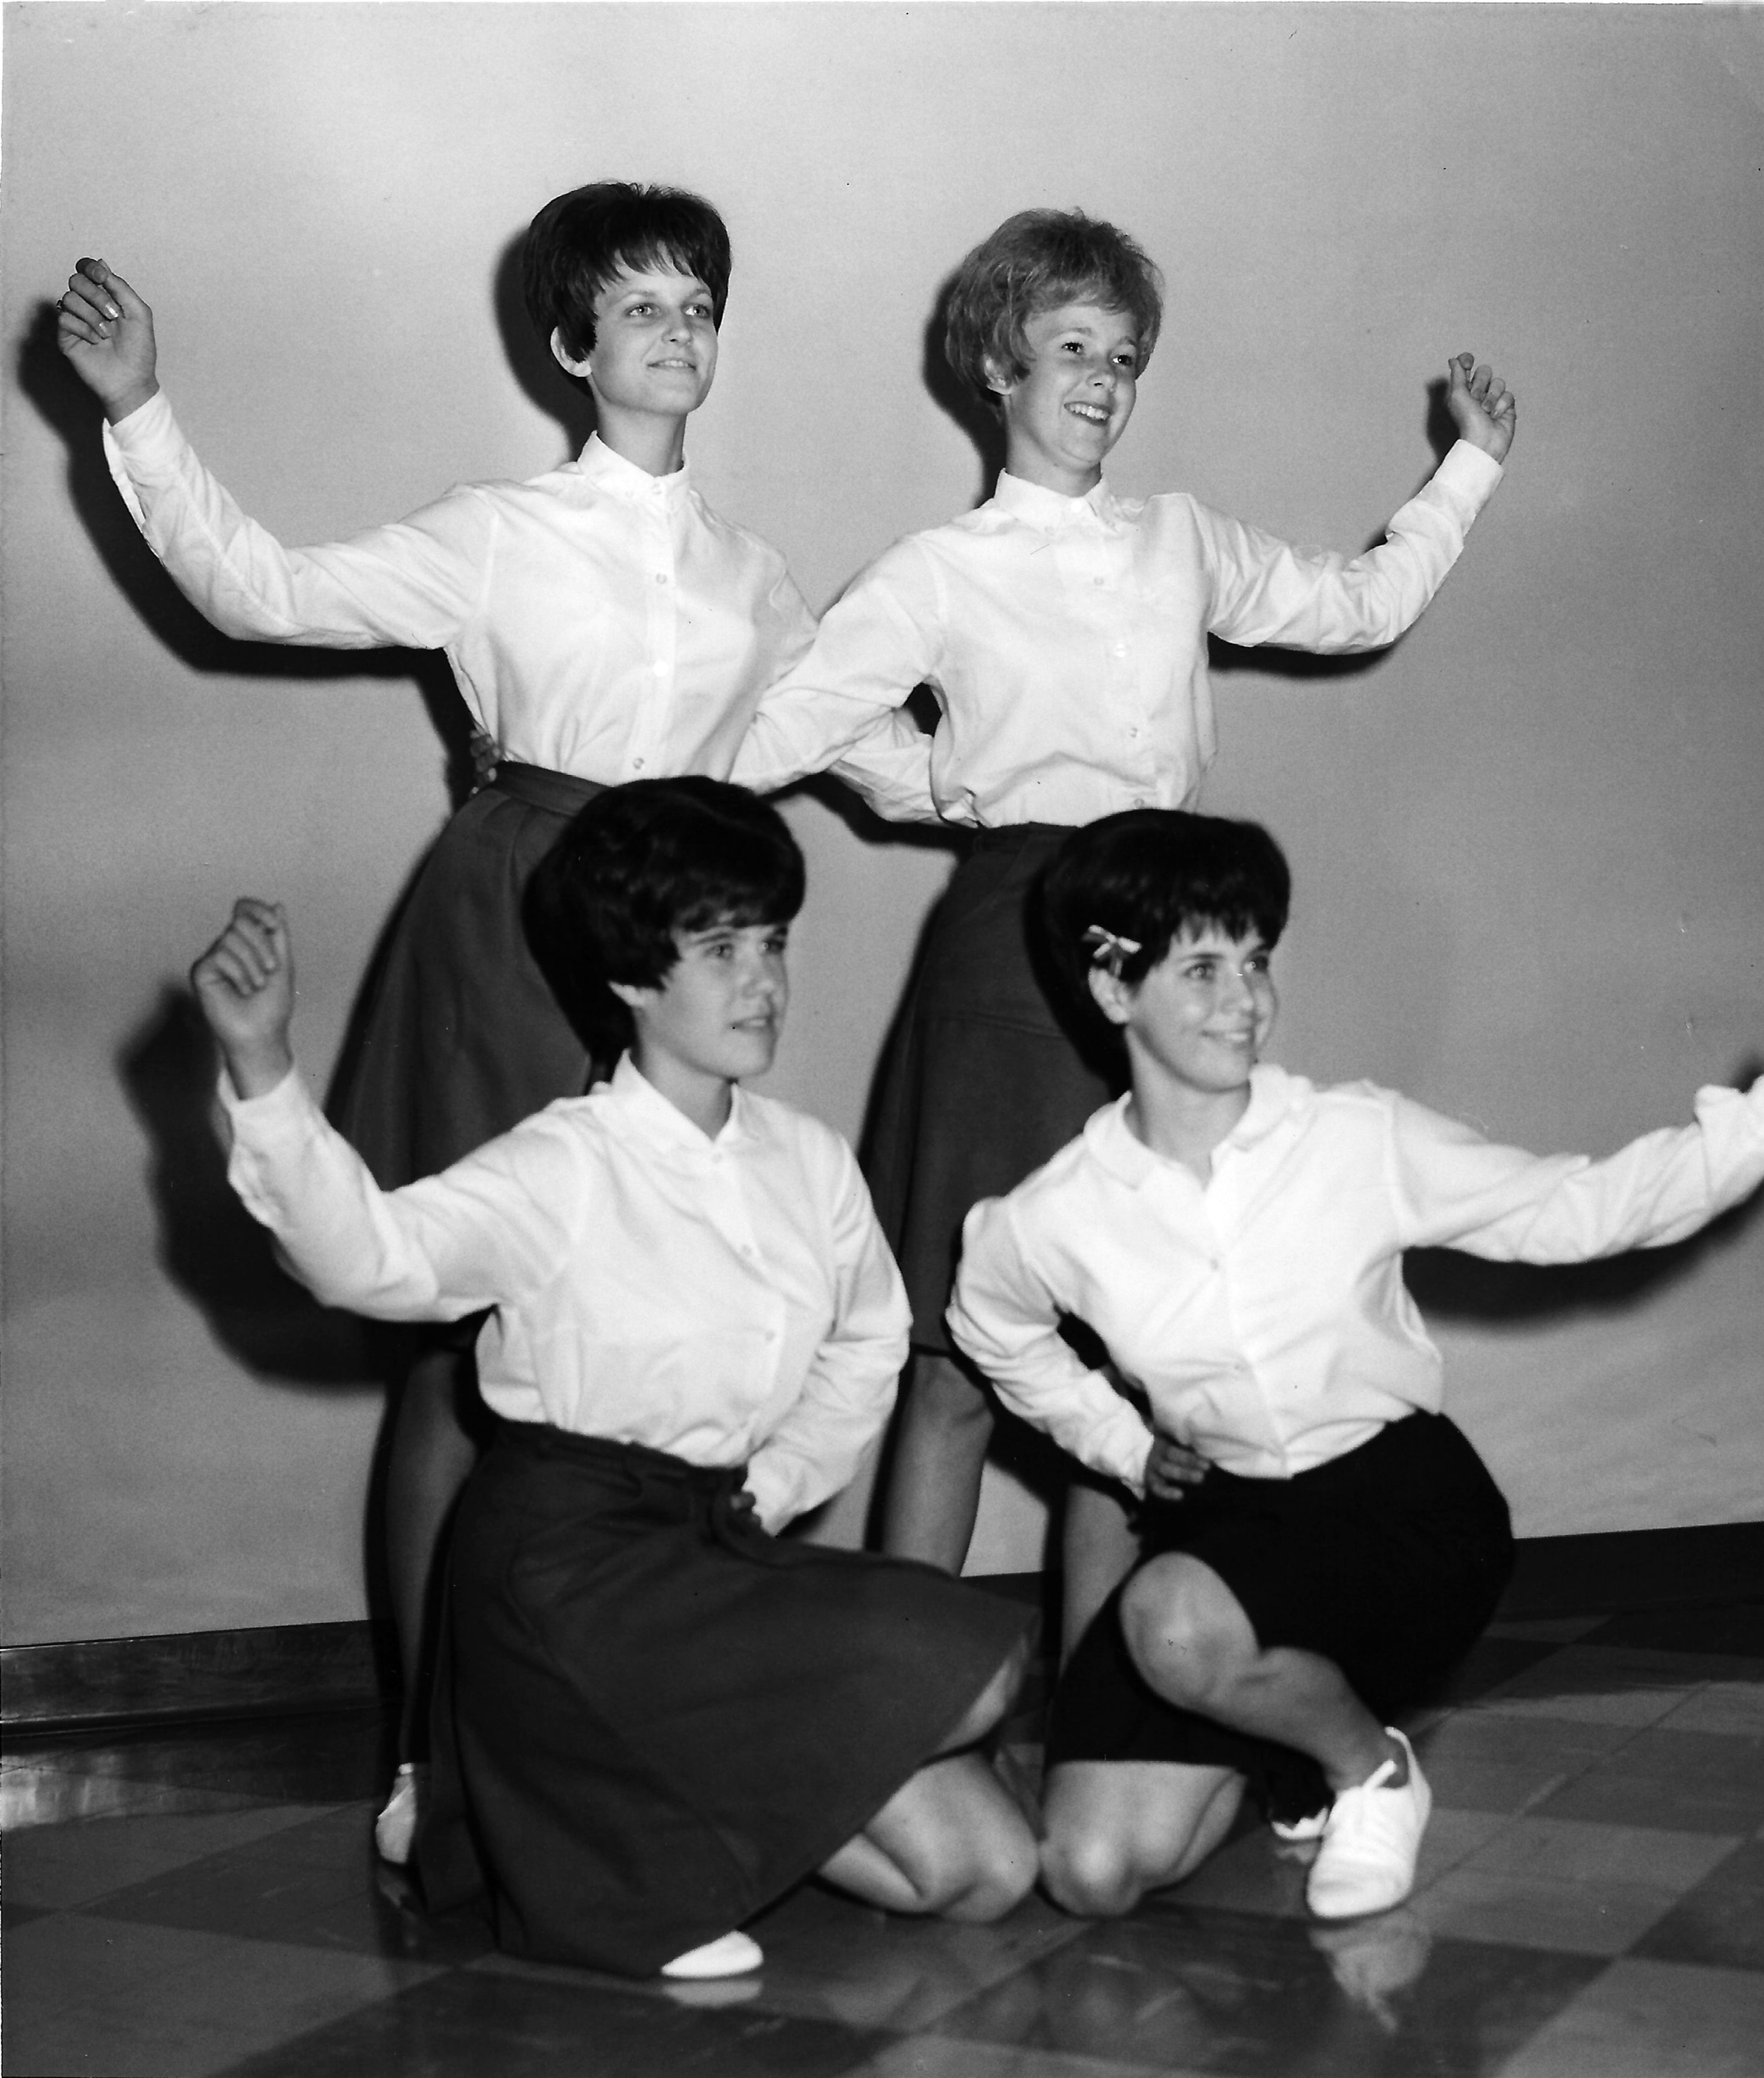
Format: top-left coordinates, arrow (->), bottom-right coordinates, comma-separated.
223,1069 -> 576,1319
1390,1076 -> 1764,1261
732,542 -> 942,802
947,1194 -> 1155,1493
105,391 -> 490,650
1200,440 -> 1501,653
743,1136 -> 910,1529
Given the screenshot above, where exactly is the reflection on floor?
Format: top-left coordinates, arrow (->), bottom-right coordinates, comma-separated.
5,1599 -> 1763,2078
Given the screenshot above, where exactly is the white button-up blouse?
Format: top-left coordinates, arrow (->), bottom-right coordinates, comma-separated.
224,1056 -> 910,1530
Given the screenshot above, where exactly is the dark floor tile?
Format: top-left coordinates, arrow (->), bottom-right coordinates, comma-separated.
1493,1955 -> 1764,2078
1420,1637 -> 1567,1709
1,1912 -> 443,2078
734,1882 -> 1091,2033
212,1959 -> 892,2078
1581,1601 -> 1764,1659
1632,1837 -> 1764,1973
3,1707 -> 395,1809
86,1804 -> 495,1967
919,1905 -> 1605,2076
1534,1726 -> 1764,1835
4,1801 -> 337,1911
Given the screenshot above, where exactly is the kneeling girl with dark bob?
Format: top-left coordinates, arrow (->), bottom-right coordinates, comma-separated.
948,808 -> 1764,1925
190,778 -> 1035,1980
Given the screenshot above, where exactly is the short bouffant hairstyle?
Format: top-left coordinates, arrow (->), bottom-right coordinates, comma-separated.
524,778 -> 804,1067
523,182 -> 732,362
944,209 -> 1164,408
1041,810 -> 1290,1014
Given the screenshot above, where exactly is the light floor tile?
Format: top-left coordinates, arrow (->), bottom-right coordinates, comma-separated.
1492,1955 -> 1764,2078
3,1802 -> 337,1910
1411,1866 -> 1689,1958
1656,1680 -> 1764,1736
1,1913 -> 444,2078
1458,1813 -> 1738,1891
856,2039 -> 1184,2078
0,1764 -> 273,1832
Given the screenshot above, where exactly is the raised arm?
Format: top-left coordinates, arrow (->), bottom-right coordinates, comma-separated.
1201,352 -> 1514,655
947,1195 -> 1156,1493
742,1136 -> 912,1530
192,901 -> 574,1320
1390,1075 -> 1764,1262
57,258 -> 487,652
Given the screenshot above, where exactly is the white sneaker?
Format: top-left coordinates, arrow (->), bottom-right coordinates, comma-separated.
660,1930 -> 764,1980
374,1762 -> 425,1867
1306,1728 -> 1431,1921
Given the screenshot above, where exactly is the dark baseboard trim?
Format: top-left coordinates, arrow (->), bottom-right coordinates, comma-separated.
1,1619 -> 399,1736
6,1523 -> 1759,1737
1497,1521 -> 1764,1620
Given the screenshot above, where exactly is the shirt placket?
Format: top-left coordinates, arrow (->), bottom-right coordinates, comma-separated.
1061,522 -> 1155,807
703,1144 -> 790,1423
623,488 -> 681,777
1200,1154 -> 1286,1473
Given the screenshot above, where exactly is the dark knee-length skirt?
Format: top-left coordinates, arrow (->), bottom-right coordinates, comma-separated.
1047,1414 -> 1515,1820
866,825 -> 1115,1353
417,1421 -> 1035,1976
331,763 -> 600,1189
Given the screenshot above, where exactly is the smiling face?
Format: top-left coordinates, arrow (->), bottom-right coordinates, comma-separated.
1092,924 -> 1277,1108
549,263 -> 719,456
989,298 -> 1141,496
614,917 -> 789,1131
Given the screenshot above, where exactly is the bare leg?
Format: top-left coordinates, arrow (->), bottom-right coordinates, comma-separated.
1041,1759 -> 1245,1916
818,1633 -> 1036,1920
385,1345 -> 481,1758
880,1351 -> 995,1573
1120,1554 -> 1402,1793
819,1752 -> 1037,1920
1060,1481 -> 1140,1668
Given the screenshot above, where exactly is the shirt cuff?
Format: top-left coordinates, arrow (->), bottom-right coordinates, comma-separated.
1433,439 -> 1504,510
217,1061 -> 308,1132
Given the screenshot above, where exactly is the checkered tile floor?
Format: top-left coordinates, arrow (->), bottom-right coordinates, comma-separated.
5,1599 -> 1762,2077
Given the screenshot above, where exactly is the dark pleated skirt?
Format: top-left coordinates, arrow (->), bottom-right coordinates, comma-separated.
331,764 -> 602,1190
417,1421 -> 1035,1977
1047,1413 -> 1515,1820
866,826 -> 1117,1353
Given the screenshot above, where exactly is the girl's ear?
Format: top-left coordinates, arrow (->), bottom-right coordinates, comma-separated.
550,326 -> 593,379
1087,965 -> 1134,1027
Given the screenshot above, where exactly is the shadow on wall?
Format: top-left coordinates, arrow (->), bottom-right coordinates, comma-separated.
921,271 -> 1006,512
1406,1170 -> 1764,1328
491,231 -> 598,461
15,302 -> 481,800
1207,370 -> 1467,689
1409,1055 -> 1764,1325
118,985 -> 380,1387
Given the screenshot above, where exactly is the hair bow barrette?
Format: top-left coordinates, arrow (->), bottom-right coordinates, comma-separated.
1081,924 -> 1142,978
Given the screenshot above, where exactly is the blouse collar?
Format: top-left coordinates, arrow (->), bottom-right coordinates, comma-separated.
575,433 -> 692,510
1087,1064 -> 1302,1185
991,469 -> 1122,535
605,1053 -> 753,1151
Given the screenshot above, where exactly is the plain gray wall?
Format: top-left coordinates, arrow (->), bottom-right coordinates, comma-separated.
4,3 -> 1760,1643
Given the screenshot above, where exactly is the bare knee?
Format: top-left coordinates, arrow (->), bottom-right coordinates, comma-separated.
1040,1829 -> 1143,1919
922,1820 -> 1038,1922
1119,1558 -> 1250,1710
